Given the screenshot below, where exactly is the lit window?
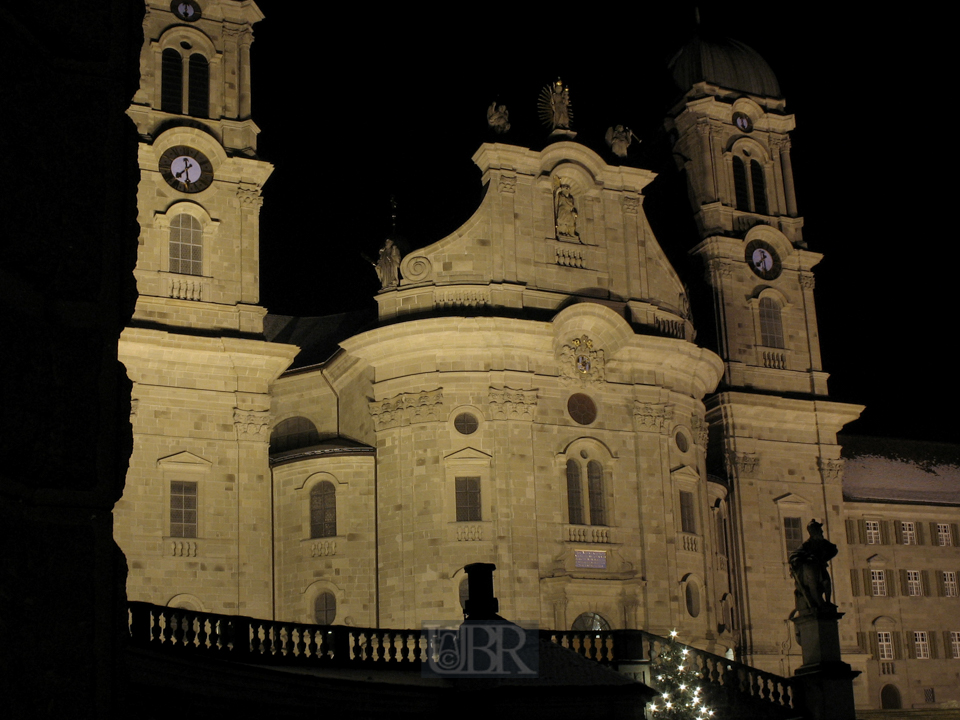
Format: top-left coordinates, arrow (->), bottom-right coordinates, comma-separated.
169,214 -> 203,276
571,612 -> 611,631
951,632 -> 960,659
877,632 -> 894,660
901,522 -> 916,545
865,520 -> 881,545
456,477 -> 481,522
784,517 -> 803,553
907,571 -> 923,597
314,592 -> 336,625
914,631 -> 930,659
759,297 -> 785,349
310,481 -> 336,539
944,572 -> 958,598
170,481 -> 197,538
871,570 -> 887,597
680,491 -> 696,534
938,524 -> 953,547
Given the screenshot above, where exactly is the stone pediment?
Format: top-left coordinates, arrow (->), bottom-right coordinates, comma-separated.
866,553 -> 889,566
671,465 -> 700,482
157,451 -> 212,471
444,447 -> 493,462
773,492 -> 810,507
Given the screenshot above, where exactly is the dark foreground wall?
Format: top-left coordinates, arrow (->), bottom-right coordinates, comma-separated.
0,2 -> 143,717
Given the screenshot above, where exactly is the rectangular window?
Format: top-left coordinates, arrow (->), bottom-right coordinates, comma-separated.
924,688 -> 936,704
907,570 -> 923,596
865,520 -> 881,545
871,570 -> 887,597
455,477 -> 481,522
170,481 -> 197,538
902,521 -> 916,545
938,523 -> 953,547
877,632 -> 894,660
915,631 -> 930,659
679,491 -> 696,534
944,572 -> 959,598
951,632 -> 960,659
784,517 -> 803,553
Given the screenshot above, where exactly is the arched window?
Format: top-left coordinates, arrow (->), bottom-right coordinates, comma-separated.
732,150 -> 768,214
759,297 -> 785,348
565,449 -> 609,527
187,54 -> 209,117
685,579 -> 701,618
310,481 -> 336,538
566,459 -> 583,525
168,213 -> 203,276
314,591 -> 336,625
270,416 -> 320,454
160,45 -> 209,117
571,612 -> 611,631
587,460 -> 606,526
161,48 -> 182,114
880,684 -> 901,710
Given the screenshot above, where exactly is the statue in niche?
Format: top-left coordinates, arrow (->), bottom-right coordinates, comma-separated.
486,102 -> 511,134
605,125 -> 635,158
372,238 -> 401,289
554,176 -> 580,241
788,519 -> 838,613
538,78 -> 572,132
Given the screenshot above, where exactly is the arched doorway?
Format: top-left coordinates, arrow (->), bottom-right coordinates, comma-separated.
880,684 -> 901,710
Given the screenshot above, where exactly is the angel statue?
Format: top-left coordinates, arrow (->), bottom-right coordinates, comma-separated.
487,102 -> 511,134
605,125 -> 636,158
538,78 -> 572,132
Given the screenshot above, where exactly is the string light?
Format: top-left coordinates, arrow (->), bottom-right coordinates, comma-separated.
647,631 -> 718,719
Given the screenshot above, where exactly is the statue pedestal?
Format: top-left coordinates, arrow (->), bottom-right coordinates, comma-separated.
792,607 -> 859,720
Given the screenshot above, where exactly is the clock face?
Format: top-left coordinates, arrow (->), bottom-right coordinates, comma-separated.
159,146 -> 213,193
744,239 -> 781,280
171,0 -> 201,21
733,112 -> 753,132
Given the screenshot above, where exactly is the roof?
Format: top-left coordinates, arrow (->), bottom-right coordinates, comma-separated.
841,436 -> 960,506
670,34 -> 781,98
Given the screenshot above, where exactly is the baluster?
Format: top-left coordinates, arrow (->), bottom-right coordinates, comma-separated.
771,679 -> 782,706
182,613 -> 196,648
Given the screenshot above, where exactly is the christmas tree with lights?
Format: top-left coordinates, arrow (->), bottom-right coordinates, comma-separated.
647,630 -> 716,719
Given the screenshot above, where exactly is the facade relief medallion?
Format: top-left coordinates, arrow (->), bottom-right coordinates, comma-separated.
559,335 -> 604,385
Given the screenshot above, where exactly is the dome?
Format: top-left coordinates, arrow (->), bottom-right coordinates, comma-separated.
670,34 -> 781,98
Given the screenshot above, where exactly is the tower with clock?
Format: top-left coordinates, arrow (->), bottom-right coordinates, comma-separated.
665,36 -> 863,672
115,0 -> 298,619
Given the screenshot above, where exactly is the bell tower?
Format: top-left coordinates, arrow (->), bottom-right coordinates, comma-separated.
665,33 -> 863,674
115,0 -> 297,619
127,0 -> 271,335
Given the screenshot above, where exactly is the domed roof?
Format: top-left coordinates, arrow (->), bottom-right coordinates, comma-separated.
670,34 -> 781,98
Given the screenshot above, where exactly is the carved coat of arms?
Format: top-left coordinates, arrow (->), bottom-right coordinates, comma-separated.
559,335 -> 604,385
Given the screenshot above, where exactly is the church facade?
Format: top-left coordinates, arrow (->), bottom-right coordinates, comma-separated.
114,2 -> 960,713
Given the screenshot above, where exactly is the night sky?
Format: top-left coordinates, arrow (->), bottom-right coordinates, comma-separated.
248,5 -> 952,444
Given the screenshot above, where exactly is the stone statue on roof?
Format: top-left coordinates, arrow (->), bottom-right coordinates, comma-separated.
539,78 -> 572,132
605,125 -> 636,158
487,102 -> 511,134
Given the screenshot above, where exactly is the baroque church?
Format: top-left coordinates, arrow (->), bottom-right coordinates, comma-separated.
114,1 -> 960,713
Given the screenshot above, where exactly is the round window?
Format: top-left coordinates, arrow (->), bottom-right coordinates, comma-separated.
675,430 -> 689,453
567,393 -> 597,425
454,412 -> 479,435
